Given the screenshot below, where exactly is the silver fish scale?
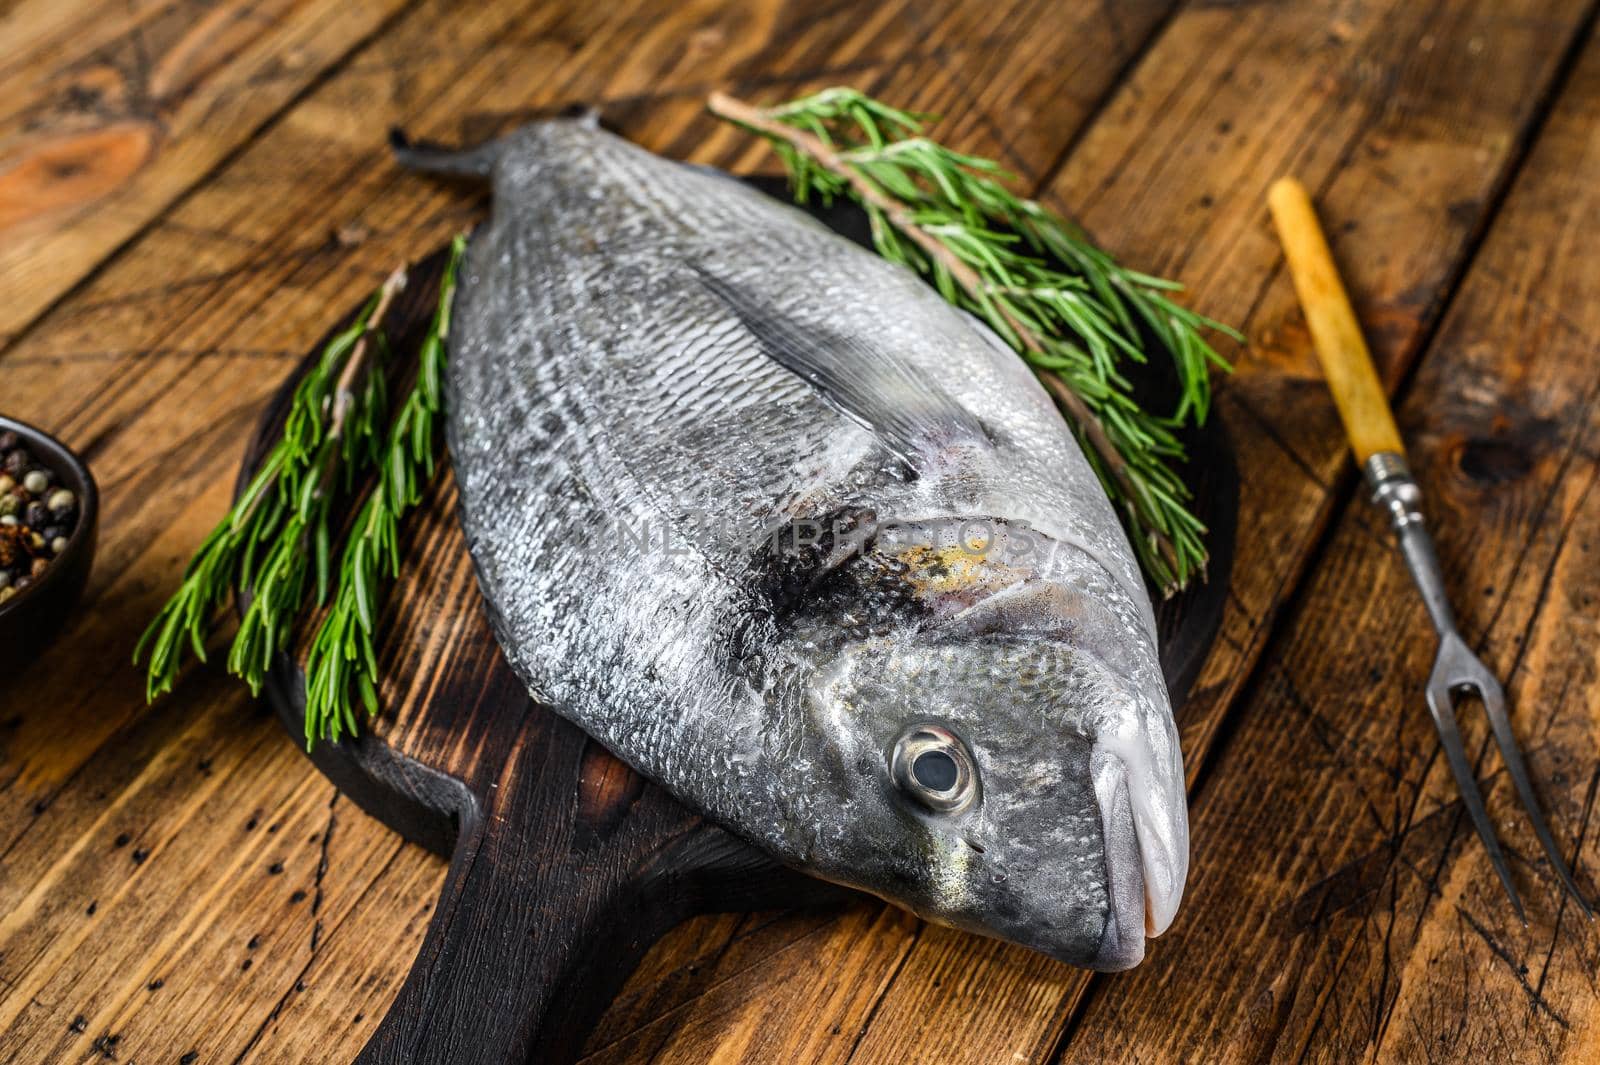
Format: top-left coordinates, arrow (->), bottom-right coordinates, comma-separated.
443,119 -> 1186,969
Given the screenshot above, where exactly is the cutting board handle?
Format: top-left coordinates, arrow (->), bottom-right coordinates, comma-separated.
355,707 -> 838,1064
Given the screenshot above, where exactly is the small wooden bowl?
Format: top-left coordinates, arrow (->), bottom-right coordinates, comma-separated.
0,415 -> 99,675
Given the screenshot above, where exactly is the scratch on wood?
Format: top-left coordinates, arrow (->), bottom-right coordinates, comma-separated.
1533,763 -> 1600,1000
310,792 -> 339,954
1456,906 -> 1570,1030
1224,389 -> 1331,493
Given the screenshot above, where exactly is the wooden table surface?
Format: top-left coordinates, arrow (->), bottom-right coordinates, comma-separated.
4,0 -> 1599,1061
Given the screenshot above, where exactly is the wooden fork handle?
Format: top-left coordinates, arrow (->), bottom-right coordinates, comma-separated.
1267,177 -> 1403,463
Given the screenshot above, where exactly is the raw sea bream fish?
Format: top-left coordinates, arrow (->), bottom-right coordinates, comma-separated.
396,116 -> 1189,970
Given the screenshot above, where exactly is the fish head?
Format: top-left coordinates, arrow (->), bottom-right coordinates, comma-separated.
790,521 -> 1187,970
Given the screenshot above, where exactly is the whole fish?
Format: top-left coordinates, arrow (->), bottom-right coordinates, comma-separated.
397,117 -> 1188,970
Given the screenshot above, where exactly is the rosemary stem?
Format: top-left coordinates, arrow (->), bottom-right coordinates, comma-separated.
330,268 -> 407,437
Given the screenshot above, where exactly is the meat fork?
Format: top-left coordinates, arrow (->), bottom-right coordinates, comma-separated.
1267,178 -> 1591,921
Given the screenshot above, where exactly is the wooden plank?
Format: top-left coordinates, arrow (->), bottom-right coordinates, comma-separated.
600,1 -> 1600,1061
0,1 -> 1184,1062
0,674 -> 406,1062
0,0 -> 415,347
237,843 -> 447,1061
1066,19 -> 1600,1059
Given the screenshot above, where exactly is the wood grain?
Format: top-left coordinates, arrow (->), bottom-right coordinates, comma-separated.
0,0 -> 415,346
1,0 -> 1598,1061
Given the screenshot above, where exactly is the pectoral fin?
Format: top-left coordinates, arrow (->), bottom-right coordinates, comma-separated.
691,265 -> 991,465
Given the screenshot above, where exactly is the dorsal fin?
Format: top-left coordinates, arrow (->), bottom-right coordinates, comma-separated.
691,265 -> 991,464
389,128 -> 499,180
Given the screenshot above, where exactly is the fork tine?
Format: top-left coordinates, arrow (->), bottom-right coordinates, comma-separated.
1470,664 -> 1595,919
1426,668 -> 1528,924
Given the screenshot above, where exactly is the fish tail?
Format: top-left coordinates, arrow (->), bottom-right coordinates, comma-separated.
389,128 -> 498,180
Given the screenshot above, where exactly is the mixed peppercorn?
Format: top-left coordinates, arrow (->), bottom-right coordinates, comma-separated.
0,430 -> 80,605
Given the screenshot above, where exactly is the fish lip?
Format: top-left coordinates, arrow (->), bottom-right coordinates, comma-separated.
1079,660 -> 1188,942
1087,747 -> 1149,971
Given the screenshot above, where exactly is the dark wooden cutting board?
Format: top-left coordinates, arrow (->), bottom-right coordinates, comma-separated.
236,179 -> 1237,1065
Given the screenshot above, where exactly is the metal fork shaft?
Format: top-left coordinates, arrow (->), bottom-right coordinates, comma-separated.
1366,452 -> 1456,636
1365,451 -> 1592,920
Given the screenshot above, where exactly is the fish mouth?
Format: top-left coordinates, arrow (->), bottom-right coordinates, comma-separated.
989,741 -> 1180,972
1088,749 -> 1149,971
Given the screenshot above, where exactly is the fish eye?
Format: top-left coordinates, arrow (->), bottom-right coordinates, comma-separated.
889,725 -> 979,813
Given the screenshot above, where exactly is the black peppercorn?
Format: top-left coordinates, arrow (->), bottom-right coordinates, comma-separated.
0,440 -> 76,600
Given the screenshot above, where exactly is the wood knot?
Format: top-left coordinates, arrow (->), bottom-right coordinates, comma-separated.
0,124 -> 156,234
575,739 -> 645,841
1456,436 -> 1533,486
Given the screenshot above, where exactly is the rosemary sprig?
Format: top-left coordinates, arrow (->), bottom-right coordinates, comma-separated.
136,271 -> 405,700
302,235 -> 464,748
708,87 -> 1241,593
226,345 -> 389,695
